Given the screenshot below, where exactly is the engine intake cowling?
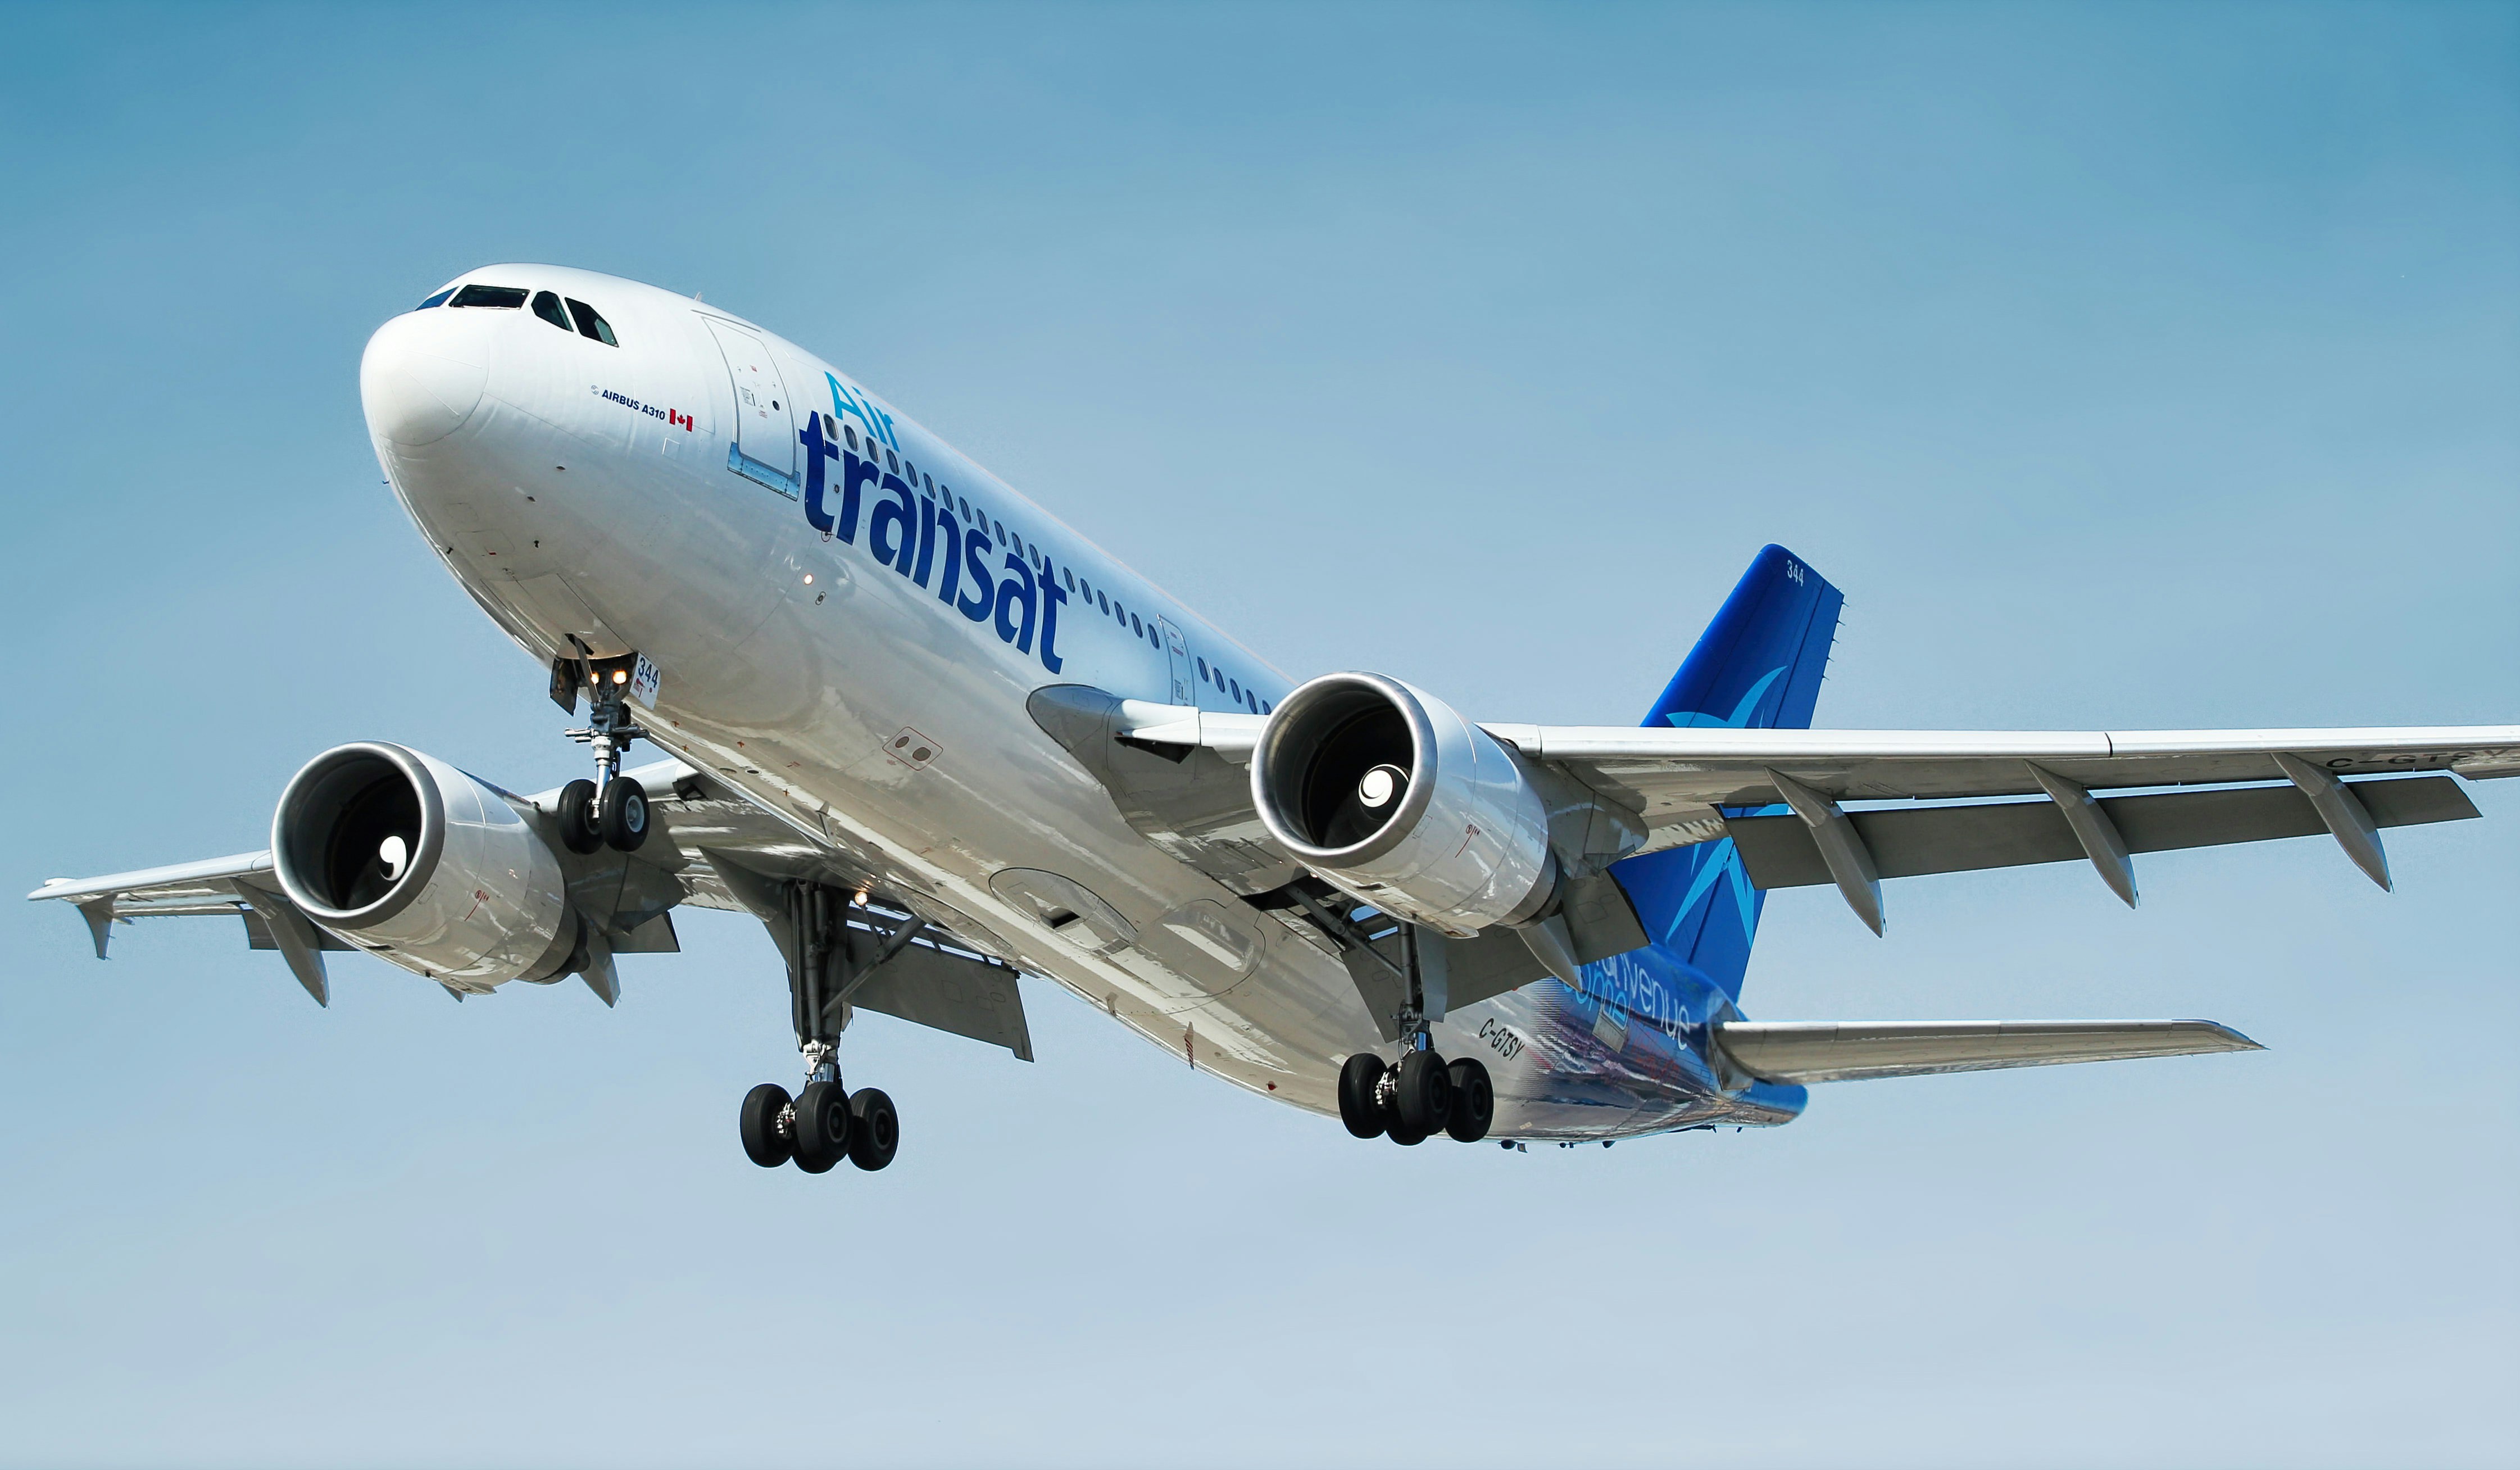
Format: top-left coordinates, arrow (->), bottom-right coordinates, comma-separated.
272,742 -> 578,986
1251,673 -> 1557,934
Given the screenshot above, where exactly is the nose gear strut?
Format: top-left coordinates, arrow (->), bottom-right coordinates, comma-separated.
550,650 -> 651,854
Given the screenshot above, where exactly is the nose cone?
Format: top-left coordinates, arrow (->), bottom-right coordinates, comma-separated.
361,310 -> 489,447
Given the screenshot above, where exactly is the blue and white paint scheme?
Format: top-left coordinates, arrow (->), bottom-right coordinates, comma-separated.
30,266 -> 2520,1160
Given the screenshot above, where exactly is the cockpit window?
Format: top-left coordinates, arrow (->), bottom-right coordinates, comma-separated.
532,291 -> 572,332
450,284 -> 528,309
416,288 -> 456,310
565,298 -> 617,346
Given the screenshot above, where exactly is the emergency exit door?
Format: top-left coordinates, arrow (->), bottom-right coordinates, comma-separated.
705,318 -> 797,496
1158,618 -> 1193,705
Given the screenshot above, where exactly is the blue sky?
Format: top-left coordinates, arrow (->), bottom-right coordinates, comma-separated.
1,3 -> 2514,1466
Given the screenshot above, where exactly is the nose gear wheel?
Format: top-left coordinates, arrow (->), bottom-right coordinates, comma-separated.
553,650 -> 650,853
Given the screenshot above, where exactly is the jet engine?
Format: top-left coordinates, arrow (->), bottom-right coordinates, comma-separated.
272,742 -> 580,986
1251,673 -> 1558,936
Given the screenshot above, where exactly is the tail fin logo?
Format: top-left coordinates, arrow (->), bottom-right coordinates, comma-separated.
1665,838 -> 1761,950
1666,665 -> 1787,731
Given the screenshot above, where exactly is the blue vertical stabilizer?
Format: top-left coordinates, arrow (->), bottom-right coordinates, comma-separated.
1607,546 -> 1842,1002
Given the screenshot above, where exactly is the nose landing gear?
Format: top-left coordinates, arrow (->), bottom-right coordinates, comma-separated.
551,650 -> 652,854
734,881 -> 908,1177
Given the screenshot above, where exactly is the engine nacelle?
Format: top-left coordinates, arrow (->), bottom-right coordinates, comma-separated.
1252,673 -> 1558,935
272,742 -> 579,987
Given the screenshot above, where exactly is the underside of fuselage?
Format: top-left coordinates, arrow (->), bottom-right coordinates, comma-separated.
358,264 -> 1794,1144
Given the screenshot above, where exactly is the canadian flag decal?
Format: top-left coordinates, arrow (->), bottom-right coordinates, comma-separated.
668,410 -> 693,431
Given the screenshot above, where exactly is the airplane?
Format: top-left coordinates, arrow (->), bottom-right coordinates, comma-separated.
30,265 -> 2520,1171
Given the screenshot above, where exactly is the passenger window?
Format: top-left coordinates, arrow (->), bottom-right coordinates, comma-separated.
886,451 -> 898,472
416,288 -> 455,310
1132,614 -> 1143,636
564,298 -> 618,345
993,520 -> 1005,542
823,413 -> 837,437
958,497 -> 971,521
1197,657 -> 1210,679
1063,569 -> 1074,591
905,461 -> 919,482
844,425 -> 859,449
1230,678 -> 1241,700
450,284 -> 528,309
532,291 -> 572,332
1097,592 -> 1109,613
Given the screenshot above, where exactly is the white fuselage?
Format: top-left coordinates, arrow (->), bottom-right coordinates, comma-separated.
359,265 -> 1763,1141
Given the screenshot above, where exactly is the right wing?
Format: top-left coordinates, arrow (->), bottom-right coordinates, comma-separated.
28,759 -> 1036,1056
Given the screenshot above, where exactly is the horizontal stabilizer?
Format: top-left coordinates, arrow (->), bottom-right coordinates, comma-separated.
1711,1018 -> 2261,1084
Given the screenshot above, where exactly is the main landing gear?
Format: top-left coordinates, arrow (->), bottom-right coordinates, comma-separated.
550,650 -> 651,855
1338,1046 -> 1493,1145
736,880 -> 904,1176
1332,921 -> 1495,1146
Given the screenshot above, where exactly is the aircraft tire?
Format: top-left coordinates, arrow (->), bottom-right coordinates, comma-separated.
598,779 -> 650,852
793,1079 -> 850,1172
739,1082 -> 793,1168
1386,1119 -> 1428,1146
1443,1058 -> 1493,1143
1336,1053 -> 1388,1138
1393,1050 -> 1451,1137
846,1088 -> 900,1171
557,779 -> 603,855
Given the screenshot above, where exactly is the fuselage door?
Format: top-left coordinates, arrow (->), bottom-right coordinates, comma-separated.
1158,618 -> 1193,705
703,317 -> 797,496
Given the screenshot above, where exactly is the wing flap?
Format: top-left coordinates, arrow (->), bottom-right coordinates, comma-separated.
1712,1018 -> 2261,1084
1729,774 -> 2476,889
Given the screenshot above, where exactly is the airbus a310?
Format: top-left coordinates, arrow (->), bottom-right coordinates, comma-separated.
35,267 -> 2518,1171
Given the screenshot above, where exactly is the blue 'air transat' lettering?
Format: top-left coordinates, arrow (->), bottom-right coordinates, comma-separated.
799,412 -> 1064,673
825,372 -> 897,450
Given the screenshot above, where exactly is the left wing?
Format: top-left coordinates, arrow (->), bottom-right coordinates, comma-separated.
1100,699 -> 2517,931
